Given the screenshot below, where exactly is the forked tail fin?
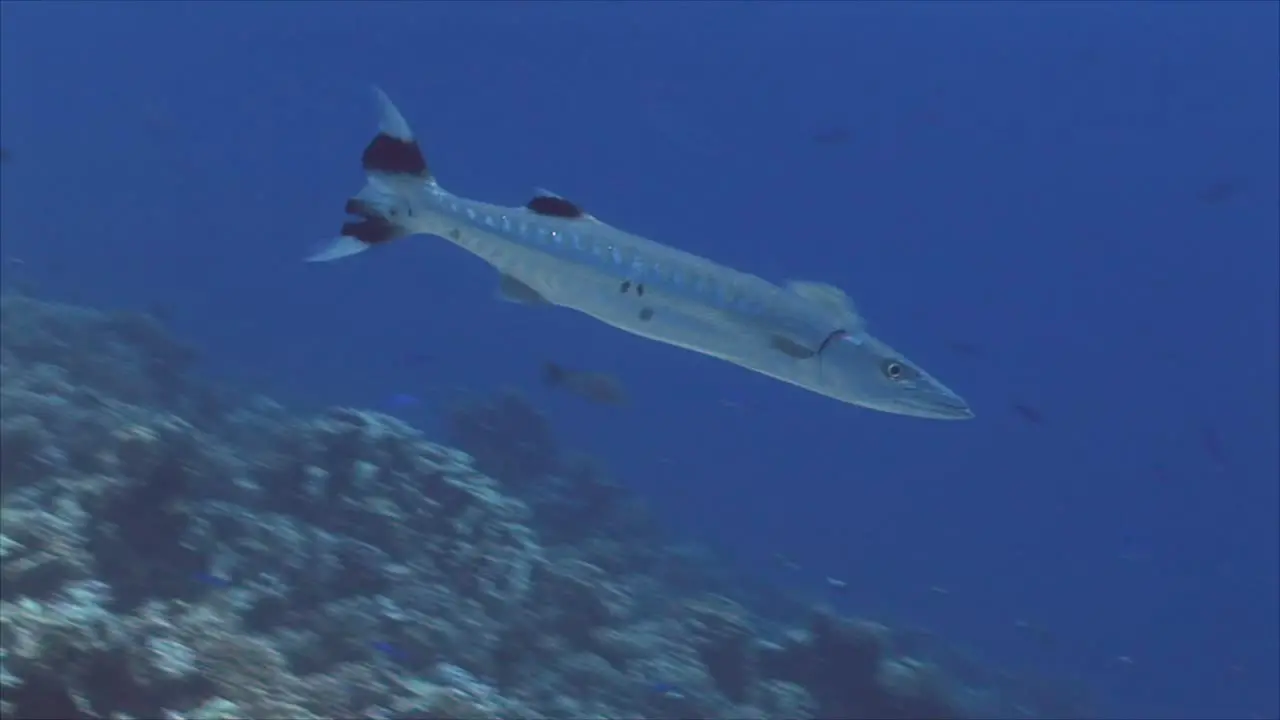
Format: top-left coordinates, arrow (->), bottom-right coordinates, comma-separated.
306,88 -> 434,263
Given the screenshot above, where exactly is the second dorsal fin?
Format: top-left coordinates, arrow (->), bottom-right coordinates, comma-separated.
526,188 -> 587,219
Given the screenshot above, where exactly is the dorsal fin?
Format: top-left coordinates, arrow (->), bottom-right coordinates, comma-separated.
785,280 -> 864,328
526,188 -> 587,219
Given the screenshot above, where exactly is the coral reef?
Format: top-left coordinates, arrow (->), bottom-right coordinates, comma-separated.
0,293 -> 1084,719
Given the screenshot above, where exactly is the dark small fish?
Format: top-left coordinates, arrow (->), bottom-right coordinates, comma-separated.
1198,179 -> 1244,205
146,302 -> 173,324
403,351 -> 435,367
811,127 -> 851,146
371,641 -> 406,661
387,393 -> 420,408
772,552 -> 802,572
946,340 -> 982,357
192,571 -> 231,587
542,362 -> 627,406
1014,619 -> 1059,650
650,682 -> 686,700
1012,402 -> 1043,424
1199,424 -> 1229,469
1150,462 -> 1173,486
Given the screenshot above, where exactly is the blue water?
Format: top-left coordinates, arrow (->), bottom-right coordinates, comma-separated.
1,3 -> 1276,717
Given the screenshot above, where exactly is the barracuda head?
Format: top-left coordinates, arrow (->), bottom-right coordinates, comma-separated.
818,331 -> 973,420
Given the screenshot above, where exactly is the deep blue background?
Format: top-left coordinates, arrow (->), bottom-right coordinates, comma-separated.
2,3 -> 1277,718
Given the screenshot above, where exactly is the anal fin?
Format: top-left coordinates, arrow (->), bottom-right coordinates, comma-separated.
498,274 -> 550,305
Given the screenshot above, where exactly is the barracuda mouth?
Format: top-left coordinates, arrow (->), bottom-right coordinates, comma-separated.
906,392 -> 974,420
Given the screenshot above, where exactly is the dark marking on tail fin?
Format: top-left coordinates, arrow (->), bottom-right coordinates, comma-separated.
362,134 -> 428,177
527,194 -> 586,218
345,198 -> 375,217
542,362 -> 567,387
339,196 -> 398,245
340,217 -> 398,246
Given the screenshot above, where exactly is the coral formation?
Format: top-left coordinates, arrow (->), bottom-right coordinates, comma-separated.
0,294 -> 1086,719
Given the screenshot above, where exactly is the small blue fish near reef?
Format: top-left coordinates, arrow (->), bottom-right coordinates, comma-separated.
192,572 -> 231,587
305,88 -> 973,420
651,682 -> 686,700
371,640 -> 408,663
386,393 -> 419,408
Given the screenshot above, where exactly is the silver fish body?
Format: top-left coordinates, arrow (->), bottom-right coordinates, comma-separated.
308,89 -> 973,420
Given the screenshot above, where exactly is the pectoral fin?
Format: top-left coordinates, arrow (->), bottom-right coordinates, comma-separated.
497,274 -> 550,304
769,335 -> 817,359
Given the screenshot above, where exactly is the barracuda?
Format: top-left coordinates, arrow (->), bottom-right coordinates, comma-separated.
307,89 -> 973,420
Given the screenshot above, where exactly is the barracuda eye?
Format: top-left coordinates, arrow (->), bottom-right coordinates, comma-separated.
882,360 -> 917,381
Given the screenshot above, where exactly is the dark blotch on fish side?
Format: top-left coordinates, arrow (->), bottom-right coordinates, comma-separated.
542,362 -> 628,406
362,133 -> 428,177
620,281 -> 631,293
527,195 -> 585,218
636,284 -> 645,297
638,307 -> 654,321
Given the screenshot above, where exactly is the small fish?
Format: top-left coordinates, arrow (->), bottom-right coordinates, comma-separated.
371,641 -> 408,662
772,552 -> 802,572
402,351 -> 435,367
811,126 -> 851,146
650,682 -> 686,700
825,576 -> 849,592
1199,423 -> 1229,469
192,571 -> 231,587
1197,178 -> 1244,205
387,393 -> 420,408
146,302 -> 173,324
1013,619 -> 1058,650
946,340 -> 982,357
541,362 -> 627,406
1011,402 -> 1043,424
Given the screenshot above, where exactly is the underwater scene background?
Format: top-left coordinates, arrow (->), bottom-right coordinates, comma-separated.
1,3 -> 1277,719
